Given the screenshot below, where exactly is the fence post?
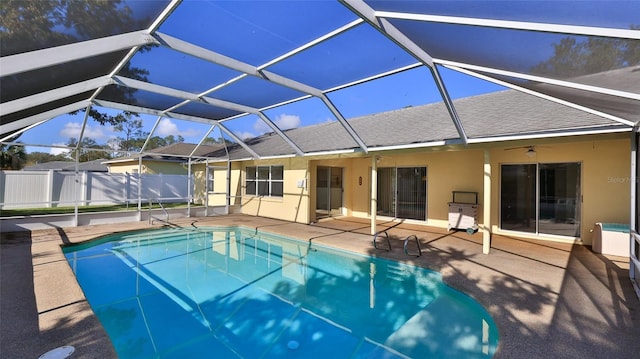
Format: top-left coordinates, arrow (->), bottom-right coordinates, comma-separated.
47,169 -> 54,208
0,170 -> 5,208
83,171 -> 89,206
124,173 -> 129,207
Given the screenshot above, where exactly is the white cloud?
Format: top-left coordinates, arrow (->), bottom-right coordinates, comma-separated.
49,143 -> 70,156
155,118 -> 202,139
253,113 -> 301,134
156,118 -> 179,136
275,113 -> 301,130
235,131 -> 256,140
59,122 -> 113,140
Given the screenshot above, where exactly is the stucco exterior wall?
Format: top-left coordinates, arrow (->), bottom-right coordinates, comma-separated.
490,135 -> 630,244
192,166 -> 206,205
209,165 -> 230,206
107,160 -> 186,174
107,162 -> 140,174
345,150 -> 483,227
197,133 -> 630,245
238,157 -> 310,223
192,162 -> 239,207
141,161 -> 187,175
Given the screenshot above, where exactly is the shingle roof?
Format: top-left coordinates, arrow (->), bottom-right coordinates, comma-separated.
22,159 -> 108,172
146,143 -> 226,157
217,90 -> 624,160
102,143 -> 227,164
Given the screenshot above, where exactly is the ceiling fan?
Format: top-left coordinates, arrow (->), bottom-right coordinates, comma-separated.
504,145 -> 537,157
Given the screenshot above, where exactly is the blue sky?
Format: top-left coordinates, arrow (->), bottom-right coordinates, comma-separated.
10,0 -> 640,155
20,65 -> 505,155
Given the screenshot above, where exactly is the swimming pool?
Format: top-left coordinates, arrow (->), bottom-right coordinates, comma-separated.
63,227 -> 498,358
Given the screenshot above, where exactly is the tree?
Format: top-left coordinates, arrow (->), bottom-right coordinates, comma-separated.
145,135 -> 185,149
532,26 -> 640,78
67,137 -> 112,162
113,113 -> 147,155
0,143 -> 27,170
1,0 -> 151,126
25,151 -> 70,166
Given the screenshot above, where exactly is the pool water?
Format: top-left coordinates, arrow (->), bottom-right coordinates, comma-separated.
63,227 -> 498,358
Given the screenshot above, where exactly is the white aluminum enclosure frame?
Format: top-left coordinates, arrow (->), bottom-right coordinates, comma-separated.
1,0 -> 638,297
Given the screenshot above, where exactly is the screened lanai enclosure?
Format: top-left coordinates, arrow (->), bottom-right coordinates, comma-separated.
1,1 -> 639,296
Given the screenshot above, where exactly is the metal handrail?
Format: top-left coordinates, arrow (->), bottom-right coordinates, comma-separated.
148,198 -> 169,225
373,230 -> 391,251
403,234 -> 422,257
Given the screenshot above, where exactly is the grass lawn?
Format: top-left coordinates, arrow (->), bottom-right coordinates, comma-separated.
0,202 -> 199,217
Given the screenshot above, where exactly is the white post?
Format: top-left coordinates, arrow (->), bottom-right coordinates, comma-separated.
47,169 -> 54,208
227,159 -> 232,215
483,149 -> 491,254
187,159 -> 192,217
137,156 -> 142,221
630,129 -> 638,297
73,151 -> 80,226
371,156 -> 377,235
82,171 -> 89,206
124,172 -> 129,207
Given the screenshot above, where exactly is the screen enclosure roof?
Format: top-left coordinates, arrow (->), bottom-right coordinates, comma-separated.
1,0 -> 639,160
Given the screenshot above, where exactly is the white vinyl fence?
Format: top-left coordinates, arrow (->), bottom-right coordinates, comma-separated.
0,170 -> 192,209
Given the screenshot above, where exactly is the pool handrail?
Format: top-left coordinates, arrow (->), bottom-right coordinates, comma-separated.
403,234 -> 422,257
373,230 -> 391,251
148,198 -> 169,225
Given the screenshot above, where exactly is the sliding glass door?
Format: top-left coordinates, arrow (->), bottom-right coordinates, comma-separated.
377,167 -> 427,221
501,163 -> 581,237
316,167 -> 343,218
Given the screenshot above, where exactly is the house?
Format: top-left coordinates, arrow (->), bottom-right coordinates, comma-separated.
103,143 -> 226,175
22,159 -> 108,172
194,90 -> 630,249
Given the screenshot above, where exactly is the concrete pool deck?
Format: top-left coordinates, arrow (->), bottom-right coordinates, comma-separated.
1,214 -> 638,358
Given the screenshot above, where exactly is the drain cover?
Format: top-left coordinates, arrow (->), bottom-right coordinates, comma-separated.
38,346 -> 75,359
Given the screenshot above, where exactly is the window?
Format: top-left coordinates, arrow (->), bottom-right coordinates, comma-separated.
246,166 -> 284,197
500,162 -> 581,237
206,167 -> 214,192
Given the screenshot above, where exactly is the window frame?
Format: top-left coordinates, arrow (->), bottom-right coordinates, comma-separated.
206,167 -> 215,193
245,165 -> 284,197
499,161 -> 582,238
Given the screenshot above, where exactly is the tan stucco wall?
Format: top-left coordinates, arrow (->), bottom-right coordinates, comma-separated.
195,133 -> 630,245
490,135 -> 630,244
192,166 -> 206,205
344,150 -> 484,226
107,162 -> 140,174
107,160 -> 186,174
142,161 -> 187,175
192,162 -> 241,207
238,157 -> 310,223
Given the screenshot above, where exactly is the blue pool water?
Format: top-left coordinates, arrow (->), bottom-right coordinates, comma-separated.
63,227 -> 498,358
